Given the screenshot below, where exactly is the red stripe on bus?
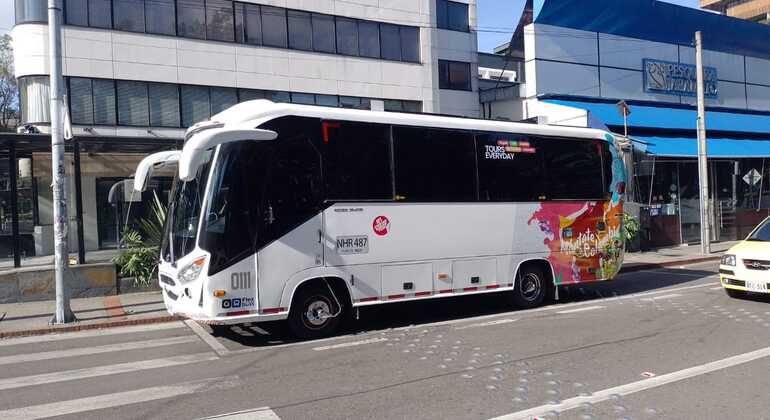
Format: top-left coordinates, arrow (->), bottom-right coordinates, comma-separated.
462,287 -> 478,292
359,297 -> 379,302
415,291 -> 432,297
439,289 -> 453,294
507,283 -> 513,287
227,310 -> 251,316
260,307 -> 286,314
486,285 -> 500,290
388,294 -> 406,300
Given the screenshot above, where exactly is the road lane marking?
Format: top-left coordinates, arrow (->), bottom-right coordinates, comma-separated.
555,306 -> 605,314
313,337 -> 388,351
0,335 -> 199,366
0,376 -> 240,420
710,286 -> 723,290
455,318 -> 519,330
199,407 -> 281,420
0,322 -> 186,347
185,320 -> 232,357
488,345 -> 770,420
641,293 -> 682,301
0,353 -> 218,391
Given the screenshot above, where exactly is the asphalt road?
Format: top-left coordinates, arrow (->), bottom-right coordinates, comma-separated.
2,261 -> 769,420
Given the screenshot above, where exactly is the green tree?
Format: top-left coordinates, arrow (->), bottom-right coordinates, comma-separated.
0,35 -> 18,131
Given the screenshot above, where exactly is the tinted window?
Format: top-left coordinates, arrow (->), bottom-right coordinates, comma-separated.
477,134 -> 545,202
210,87 -> 237,115
92,79 -> 116,125
291,93 -> 315,105
181,85 -> 210,127
439,60 -> 471,90
206,0 -> 234,41
261,6 -> 287,48
447,1 -> 468,31
238,89 -> 268,101
88,0 -> 112,28
15,0 -> 48,23
358,21 -> 380,58
543,138 -> 605,200
69,78 -> 94,124
177,0 -> 206,39
114,0 -> 145,32
315,95 -> 339,107
323,121 -> 392,200
148,83 -> 180,127
748,219 -> 770,241
145,0 -> 175,35
271,91 -> 291,103
400,26 -> 420,62
335,17 -> 358,56
436,0 -> 447,29
393,127 -> 476,202
312,13 -> 336,53
65,0 -> 88,25
235,3 -> 261,45
380,24 -> 400,61
288,10 -> 312,50
116,80 -> 149,126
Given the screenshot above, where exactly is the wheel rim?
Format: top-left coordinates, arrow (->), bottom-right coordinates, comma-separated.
303,298 -> 332,329
520,273 -> 542,302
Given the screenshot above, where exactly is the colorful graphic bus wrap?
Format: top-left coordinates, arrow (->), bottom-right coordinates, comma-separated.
141,101 -> 625,338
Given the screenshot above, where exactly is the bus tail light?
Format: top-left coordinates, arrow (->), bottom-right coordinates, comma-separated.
178,256 -> 206,284
213,290 -> 226,297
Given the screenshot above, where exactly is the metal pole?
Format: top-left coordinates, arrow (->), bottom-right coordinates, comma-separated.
48,0 -> 75,324
695,31 -> 711,255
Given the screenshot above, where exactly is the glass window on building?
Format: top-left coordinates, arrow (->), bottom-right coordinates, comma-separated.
402,100 -> 421,113
235,3 -> 262,45
88,0 -> 112,28
69,78 -> 94,125
339,96 -> 363,109
206,0 -> 234,42
383,99 -> 403,112
261,6 -> 288,48
181,85 -> 210,127
290,92 -> 315,105
288,10 -> 313,51
335,17 -> 358,56
358,21 -> 380,58
238,89 -> 269,102
312,13 -> 336,54
148,83 -> 180,127
113,0 -> 145,32
210,87 -> 237,115
400,26 -> 420,62
380,24 -> 401,61
92,79 -> 116,125
436,0 -> 468,32
315,94 -> 339,108
438,60 -> 472,91
116,80 -> 150,126
18,76 -> 50,124
145,0 -> 175,35
271,91 -> 291,103
15,0 -> 48,23
65,0 -> 88,26
177,0 -> 206,39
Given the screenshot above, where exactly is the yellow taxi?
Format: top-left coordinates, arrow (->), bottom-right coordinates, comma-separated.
720,216 -> 770,298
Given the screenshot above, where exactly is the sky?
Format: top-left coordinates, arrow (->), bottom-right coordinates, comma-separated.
476,0 -> 700,52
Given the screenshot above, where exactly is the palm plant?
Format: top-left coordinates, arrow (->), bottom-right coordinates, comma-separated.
112,192 -> 167,287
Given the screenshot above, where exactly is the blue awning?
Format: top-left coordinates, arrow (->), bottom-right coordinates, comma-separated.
544,98 -> 770,135
632,135 -> 770,158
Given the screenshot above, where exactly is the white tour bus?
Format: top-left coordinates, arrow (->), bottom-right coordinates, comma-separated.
135,100 -> 626,338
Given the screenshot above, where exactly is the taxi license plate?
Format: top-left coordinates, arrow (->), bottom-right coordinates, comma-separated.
746,281 -> 768,293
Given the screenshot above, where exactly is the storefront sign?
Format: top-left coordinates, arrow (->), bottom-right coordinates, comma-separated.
643,59 -> 718,98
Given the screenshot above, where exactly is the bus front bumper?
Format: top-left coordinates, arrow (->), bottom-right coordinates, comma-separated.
161,287 -> 289,325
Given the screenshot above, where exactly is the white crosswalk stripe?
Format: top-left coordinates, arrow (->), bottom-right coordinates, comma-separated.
0,322 -> 187,347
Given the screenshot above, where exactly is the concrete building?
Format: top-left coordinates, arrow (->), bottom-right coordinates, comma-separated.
5,0 -> 479,268
701,0 -> 770,23
485,0 -> 770,248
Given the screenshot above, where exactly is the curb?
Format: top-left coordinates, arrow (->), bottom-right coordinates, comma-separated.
619,255 -> 721,273
0,315 -> 182,340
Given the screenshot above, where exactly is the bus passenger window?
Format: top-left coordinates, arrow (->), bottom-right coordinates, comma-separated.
476,133 -> 545,202
542,138 -> 605,200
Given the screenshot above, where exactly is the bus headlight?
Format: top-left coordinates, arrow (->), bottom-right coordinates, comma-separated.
721,254 -> 736,266
178,256 -> 206,284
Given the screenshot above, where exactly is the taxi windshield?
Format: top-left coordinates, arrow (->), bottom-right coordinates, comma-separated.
747,219 -> 770,242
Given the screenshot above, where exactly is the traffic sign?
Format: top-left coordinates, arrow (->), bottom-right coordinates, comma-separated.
743,169 -> 763,186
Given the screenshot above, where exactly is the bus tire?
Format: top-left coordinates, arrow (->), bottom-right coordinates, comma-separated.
513,265 -> 547,309
724,288 -> 745,299
288,284 -> 344,339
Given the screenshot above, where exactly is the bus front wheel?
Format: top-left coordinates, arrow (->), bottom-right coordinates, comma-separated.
513,265 -> 547,309
288,285 -> 344,339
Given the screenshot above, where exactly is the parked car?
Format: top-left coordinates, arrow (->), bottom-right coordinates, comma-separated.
720,216 -> 770,298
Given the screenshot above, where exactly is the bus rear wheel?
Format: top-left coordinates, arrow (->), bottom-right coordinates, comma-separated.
288,285 -> 344,339
513,265 -> 548,309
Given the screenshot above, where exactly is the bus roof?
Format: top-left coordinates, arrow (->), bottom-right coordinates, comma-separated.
192,100 -> 611,141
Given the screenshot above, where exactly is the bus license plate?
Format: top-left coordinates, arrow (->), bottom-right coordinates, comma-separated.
747,281 -> 767,293
336,235 -> 369,255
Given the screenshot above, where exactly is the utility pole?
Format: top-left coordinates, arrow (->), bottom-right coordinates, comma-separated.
48,0 -> 76,323
695,31 -> 711,255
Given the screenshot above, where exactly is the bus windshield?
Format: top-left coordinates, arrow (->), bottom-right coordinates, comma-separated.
161,151 -> 212,264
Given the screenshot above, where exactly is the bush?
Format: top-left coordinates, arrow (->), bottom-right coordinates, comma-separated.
112,192 -> 166,287
622,212 -> 640,245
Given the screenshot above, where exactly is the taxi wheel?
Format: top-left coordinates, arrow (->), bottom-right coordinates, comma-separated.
724,288 -> 745,299
288,285 -> 344,339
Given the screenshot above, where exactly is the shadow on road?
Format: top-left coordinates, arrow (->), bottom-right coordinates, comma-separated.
211,265 -> 719,348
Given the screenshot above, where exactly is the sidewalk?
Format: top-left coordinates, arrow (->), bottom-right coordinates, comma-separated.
621,241 -> 736,273
0,291 -> 176,339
